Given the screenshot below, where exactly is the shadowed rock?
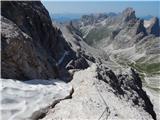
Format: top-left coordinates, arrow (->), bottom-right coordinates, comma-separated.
147,17 -> 160,36
1,1 -> 76,80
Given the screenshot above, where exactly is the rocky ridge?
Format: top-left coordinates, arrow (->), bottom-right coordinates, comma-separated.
42,64 -> 156,120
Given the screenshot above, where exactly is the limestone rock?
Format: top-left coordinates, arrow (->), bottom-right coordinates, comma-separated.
42,64 -> 156,120
122,8 -> 136,22
1,16 -> 58,80
1,1 -> 76,80
66,57 -> 89,70
147,17 -> 160,36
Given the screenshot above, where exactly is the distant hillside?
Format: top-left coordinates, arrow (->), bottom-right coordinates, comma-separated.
50,13 -> 82,22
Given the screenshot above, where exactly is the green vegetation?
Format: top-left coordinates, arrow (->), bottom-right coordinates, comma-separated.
146,85 -> 160,92
112,54 -> 160,83
84,27 -> 112,46
129,62 -> 160,75
80,28 -> 88,35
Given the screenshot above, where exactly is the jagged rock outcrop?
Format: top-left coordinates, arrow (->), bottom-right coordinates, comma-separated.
71,7 -> 159,79
97,65 -> 156,120
122,7 -> 136,22
66,57 -> 89,70
146,17 -> 160,36
135,19 -> 147,35
1,16 -> 58,80
73,7 -> 159,49
81,13 -> 108,26
1,1 -> 77,80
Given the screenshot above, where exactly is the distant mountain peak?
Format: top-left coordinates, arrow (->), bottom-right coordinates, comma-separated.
107,12 -> 117,17
122,7 -> 136,22
135,19 -> 147,35
147,17 -> 160,36
122,7 -> 135,15
81,13 -> 108,25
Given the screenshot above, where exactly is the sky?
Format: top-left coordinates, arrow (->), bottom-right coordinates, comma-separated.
42,1 -> 160,17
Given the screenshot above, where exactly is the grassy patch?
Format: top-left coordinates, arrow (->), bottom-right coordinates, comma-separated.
84,27 -> 112,45
128,62 -> 160,75
135,63 -> 160,74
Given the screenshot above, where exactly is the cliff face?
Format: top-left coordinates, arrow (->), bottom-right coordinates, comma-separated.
146,17 -> 160,36
1,1 -> 77,80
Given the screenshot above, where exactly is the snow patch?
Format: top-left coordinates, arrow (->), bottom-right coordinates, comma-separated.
100,19 -> 107,26
57,51 -> 70,66
144,20 -> 152,28
0,79 -> 72,120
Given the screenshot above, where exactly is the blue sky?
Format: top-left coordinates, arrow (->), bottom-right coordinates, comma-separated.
42,1 -> 160,17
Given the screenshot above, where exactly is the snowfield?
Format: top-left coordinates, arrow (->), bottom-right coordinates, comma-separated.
144,20 -> 152,28
0,79 -> 72,120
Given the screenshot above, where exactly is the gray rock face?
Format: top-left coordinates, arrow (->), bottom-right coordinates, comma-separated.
97,64 -> 156,120
1,1 -> 74,62
122,7 -> 136,22
73,7 -> 159,49
71,8 -> 160,79
147,17 -> 160,36
1,1 -> 77,80
66,57 -> 89,70
135,19 -> 147,35
1,16 -> 58,80
42,64 -> 156,120
81,13 -> 108,26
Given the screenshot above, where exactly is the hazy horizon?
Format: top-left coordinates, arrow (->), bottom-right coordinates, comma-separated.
42,1 -> 160,17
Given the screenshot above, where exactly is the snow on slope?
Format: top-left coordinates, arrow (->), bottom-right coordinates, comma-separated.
57,51 -> 70,66
0,79 -> 72,120
144,20 -> 152,28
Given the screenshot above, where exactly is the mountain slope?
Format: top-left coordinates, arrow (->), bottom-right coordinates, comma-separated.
1,1 -> 82,81
72,7 -> 160,87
